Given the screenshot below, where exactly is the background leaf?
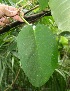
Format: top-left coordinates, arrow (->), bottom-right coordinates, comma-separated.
49,0 -> 70,32
38,0 -> 49,10
17,24 -> 58,87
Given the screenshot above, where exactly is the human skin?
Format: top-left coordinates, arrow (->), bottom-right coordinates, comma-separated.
0,4 -> 24,26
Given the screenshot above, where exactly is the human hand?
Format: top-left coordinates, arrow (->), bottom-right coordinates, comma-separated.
0,4 -> 24,26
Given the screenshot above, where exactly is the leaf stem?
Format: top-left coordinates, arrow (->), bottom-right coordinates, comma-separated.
20,13 -> 30,25
16,0 -> 30,25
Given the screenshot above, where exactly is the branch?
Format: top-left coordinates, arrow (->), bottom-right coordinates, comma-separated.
0,10 -> 51,34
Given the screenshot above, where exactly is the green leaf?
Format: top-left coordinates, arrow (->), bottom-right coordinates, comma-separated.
49,0 -> 70,32
59,36 -> 68,45
38,0 -> 49,10
17,24 -> 58,87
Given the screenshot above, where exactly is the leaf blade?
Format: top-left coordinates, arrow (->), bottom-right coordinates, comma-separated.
17,24 -> 58,87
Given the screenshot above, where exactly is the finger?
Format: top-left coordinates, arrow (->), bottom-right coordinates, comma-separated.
4,18 -> 10,24
4,7 -> 18,16
0,4 -> 18,16
0,17 -> 10,24
0,17 -> 10,26
0,21 -> 5,26
12,15 -> 23,22
0,17 -> 6,22
0,10 -> 4,17
6,6 -> 17,11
